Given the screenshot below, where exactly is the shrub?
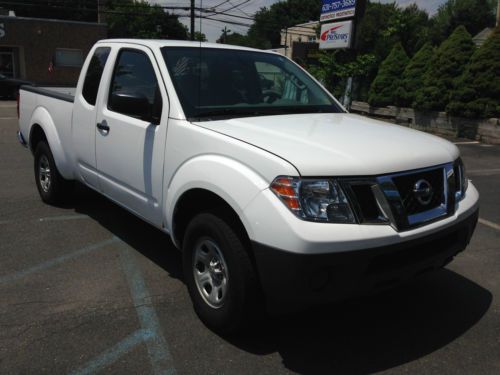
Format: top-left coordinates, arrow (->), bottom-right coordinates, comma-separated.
395,43 -> 434,107
368,43 -> 409,107
447,27 -> 500,118
414,25 -> 474,111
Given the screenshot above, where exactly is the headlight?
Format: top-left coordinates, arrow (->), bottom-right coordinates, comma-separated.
456,158 -> 469,200
270,177 -> 356,223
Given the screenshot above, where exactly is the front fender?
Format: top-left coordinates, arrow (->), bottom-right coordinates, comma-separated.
29,106 -> 73,179
165,154 -> 271,242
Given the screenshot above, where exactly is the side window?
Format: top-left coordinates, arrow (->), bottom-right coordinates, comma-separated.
108,49 -> 162,123
82,47 -> 111,106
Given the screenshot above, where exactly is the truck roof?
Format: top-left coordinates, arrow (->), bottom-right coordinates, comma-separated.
96,39 -> 275,55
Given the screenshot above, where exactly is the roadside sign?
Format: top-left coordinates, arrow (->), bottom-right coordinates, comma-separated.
320,0 -> 356,22
319,20 -> 353,49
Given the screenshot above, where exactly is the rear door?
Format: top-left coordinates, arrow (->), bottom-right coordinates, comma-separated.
95,45 -> 168,226
72,46 -> 111,188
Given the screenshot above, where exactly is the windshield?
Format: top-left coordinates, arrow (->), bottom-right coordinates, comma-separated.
161,47 -> 342,121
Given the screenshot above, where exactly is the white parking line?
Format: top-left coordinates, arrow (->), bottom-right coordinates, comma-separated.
468,168 -> 500,176
454,141 -> 480,145
479,218 -> 500,231
39,214 -> 89,222
0,215 -> 89,225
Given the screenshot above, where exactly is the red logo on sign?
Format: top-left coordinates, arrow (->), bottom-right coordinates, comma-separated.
320,25 -> 343,41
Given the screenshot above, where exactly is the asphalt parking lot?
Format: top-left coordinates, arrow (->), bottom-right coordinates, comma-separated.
1,100 -> 499,374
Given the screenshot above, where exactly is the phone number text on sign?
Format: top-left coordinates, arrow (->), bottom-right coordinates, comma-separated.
320,0 -> 356,22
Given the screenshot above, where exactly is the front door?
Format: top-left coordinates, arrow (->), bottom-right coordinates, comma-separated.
95,46 -> 168,226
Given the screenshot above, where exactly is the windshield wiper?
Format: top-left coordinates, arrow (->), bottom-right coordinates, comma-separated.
190,108 -> 270,121
190,106 -> 338,121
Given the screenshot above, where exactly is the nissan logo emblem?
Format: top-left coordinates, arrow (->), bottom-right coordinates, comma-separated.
413,179 -> 434,205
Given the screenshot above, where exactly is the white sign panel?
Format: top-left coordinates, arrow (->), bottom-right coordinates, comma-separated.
319,20 -> 353,50
320,0 -> 356,22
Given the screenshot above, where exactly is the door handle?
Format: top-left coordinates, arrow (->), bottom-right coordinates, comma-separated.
96,120 -> 110,133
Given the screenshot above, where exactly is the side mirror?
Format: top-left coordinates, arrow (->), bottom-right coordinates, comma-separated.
109,92 -> 152,122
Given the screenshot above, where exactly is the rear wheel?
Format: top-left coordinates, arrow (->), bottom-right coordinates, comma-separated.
34,141 -> 74,204
183,212 -> 262,333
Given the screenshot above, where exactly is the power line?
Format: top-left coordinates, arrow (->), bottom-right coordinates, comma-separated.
1,0 -> 319,35
218,0 -> 251,13
228,0 -> 253,18
210,0 -> 232,9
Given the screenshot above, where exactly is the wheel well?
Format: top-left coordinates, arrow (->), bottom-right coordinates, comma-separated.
29,124 -> 47,154
173,189 -> 251,251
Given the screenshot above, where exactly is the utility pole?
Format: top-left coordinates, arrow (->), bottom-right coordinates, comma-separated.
221,26 -> 231,43
97,0 -> 106,24
496,0 -> 500,26
284,28 -> 288,58
190,0 -> 195,41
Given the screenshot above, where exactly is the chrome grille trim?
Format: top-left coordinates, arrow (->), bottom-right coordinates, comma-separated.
374,162 -> 456,231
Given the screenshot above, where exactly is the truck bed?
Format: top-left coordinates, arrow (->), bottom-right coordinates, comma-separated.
18,85 -> 76,179
20,85 -> 75,103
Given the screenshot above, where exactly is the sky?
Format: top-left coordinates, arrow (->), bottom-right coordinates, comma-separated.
149,1 -> 448,42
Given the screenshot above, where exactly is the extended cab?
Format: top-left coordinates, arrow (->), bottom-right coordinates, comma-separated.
17,40 -> 479,332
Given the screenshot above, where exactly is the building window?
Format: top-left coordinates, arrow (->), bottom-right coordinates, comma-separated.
54,48 -> 83,68
308,36 -> 317,42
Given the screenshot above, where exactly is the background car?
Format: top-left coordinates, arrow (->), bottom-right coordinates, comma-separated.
0,74 -> 33,99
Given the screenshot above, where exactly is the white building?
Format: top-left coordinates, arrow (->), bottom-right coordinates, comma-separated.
279,21 -> 319,59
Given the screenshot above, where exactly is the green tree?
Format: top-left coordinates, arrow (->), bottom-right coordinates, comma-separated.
429,0 -> 496,44
353,1 -> 428,101
414,26 -> 474,111
216,32 -> 251,46
308,51 -> 376,98
447,27 -> 500,118
246,0 -> 322,49
395,43 -> 434,107
368,43 -> 409,107
106,0 -> 188,39
356,2 -> 399,61
191,32 -> 208,42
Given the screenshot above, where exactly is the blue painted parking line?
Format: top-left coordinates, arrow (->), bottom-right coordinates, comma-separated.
69,329 -> 155,375
118,239 -> 177,375
0,238 -> 118,285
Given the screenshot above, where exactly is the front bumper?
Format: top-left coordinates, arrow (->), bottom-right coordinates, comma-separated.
252,207 -> 479,313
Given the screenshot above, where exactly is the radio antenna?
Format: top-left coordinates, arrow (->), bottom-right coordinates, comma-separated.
197,0 -> 203,118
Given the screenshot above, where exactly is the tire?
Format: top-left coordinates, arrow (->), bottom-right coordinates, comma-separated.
183,211 -> 262,334
34,141 -> 74,204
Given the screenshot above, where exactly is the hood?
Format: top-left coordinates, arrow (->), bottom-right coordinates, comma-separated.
193,113 -> 459,176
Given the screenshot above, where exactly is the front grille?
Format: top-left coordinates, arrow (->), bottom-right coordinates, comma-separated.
350,183 -> 382,222
392,167 -> 445,215
341,162 -> 458,231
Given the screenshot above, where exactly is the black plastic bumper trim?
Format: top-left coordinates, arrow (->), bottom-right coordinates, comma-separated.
252,208 -> 479,313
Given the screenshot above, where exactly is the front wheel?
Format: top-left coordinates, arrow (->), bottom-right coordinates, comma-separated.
183,212 -> 262,334
34,141 -> 74,204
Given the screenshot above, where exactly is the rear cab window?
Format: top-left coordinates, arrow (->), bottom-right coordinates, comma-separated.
82,47 -> 111,106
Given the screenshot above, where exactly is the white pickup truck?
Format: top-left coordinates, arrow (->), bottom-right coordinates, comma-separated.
18,39 -> 479,332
